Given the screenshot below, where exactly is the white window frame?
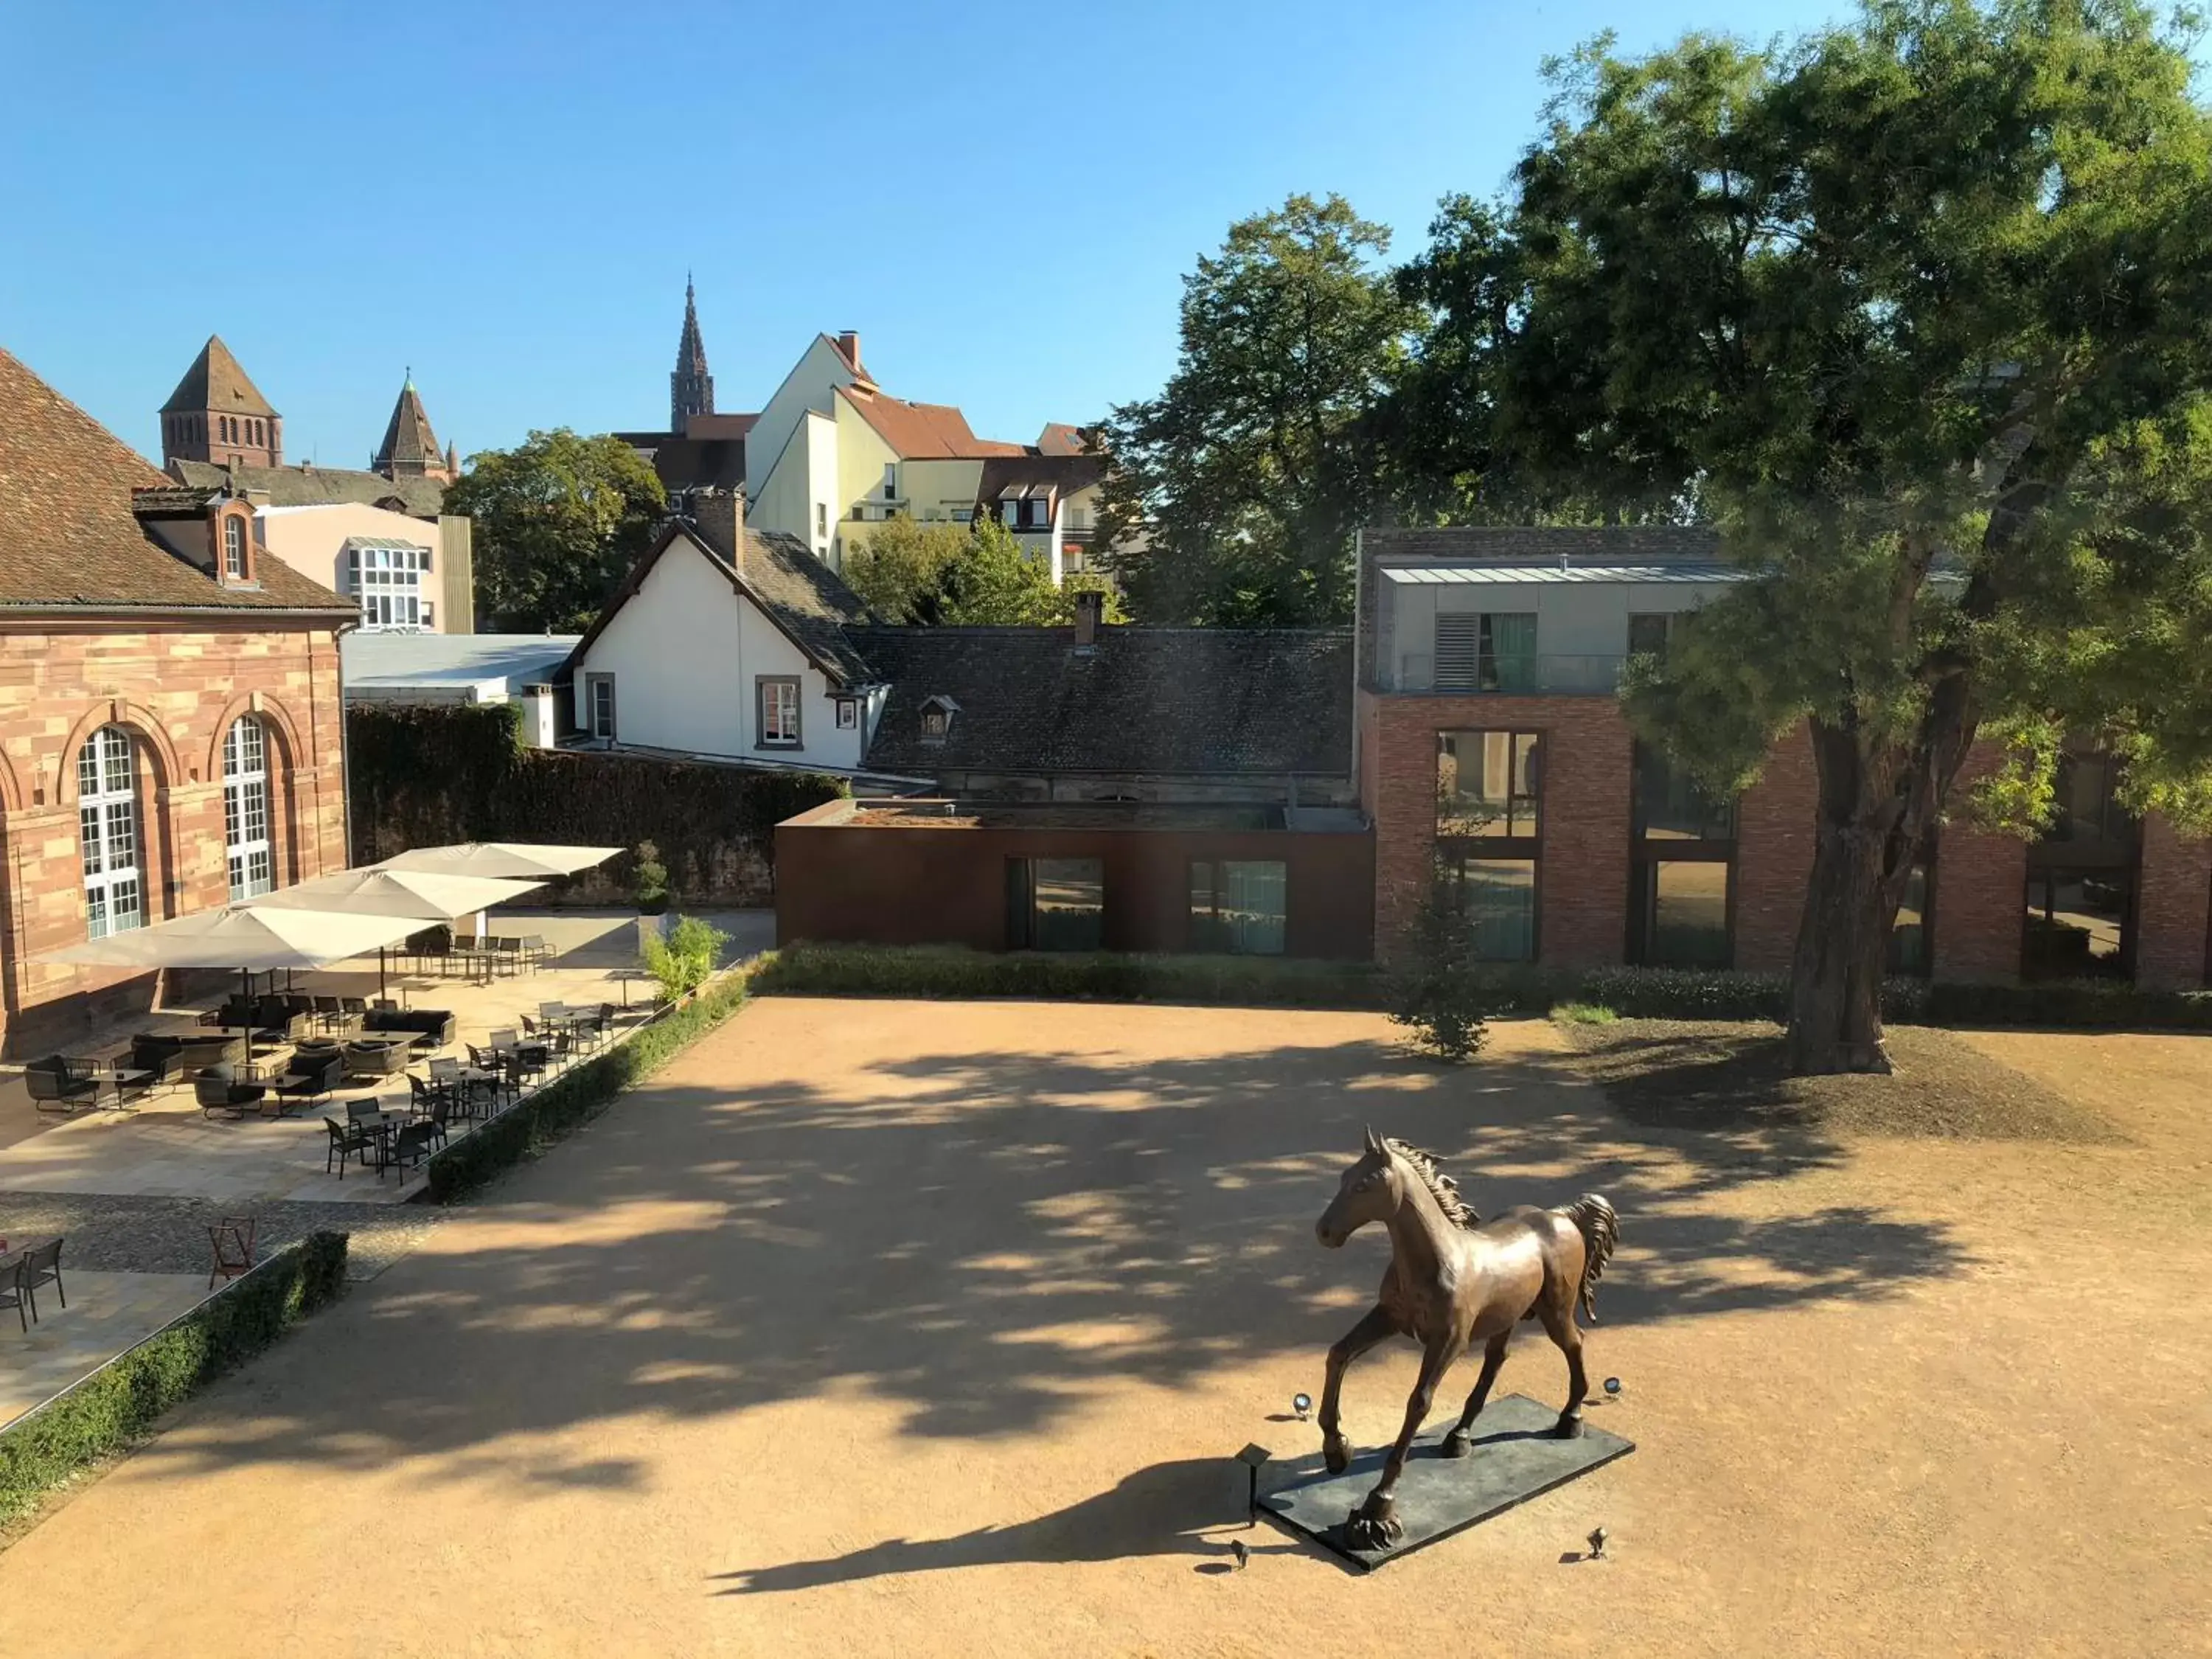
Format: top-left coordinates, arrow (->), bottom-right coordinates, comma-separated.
346,543 -> 434,631
223,717 -> 275,900
758,676 -> 801,746
223,515 -> 248,580
78,725 -> 144,939
585,673 -> 617,741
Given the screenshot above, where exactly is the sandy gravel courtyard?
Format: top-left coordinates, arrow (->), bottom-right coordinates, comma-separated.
0,998 -> 2206,1657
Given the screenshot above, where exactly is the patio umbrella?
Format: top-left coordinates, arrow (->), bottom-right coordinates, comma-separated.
248,869 -> 547,992
372,843 -> 622,880
41,905 -> 428,1004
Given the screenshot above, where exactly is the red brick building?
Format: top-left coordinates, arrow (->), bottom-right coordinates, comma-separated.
1356,527 -> 2212,989
0,348 -> 356,1054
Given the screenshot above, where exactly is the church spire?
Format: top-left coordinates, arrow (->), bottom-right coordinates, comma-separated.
671,274 -> 714,432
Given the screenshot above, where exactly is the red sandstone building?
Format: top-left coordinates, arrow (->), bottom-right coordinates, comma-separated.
1356,526 -> 2212,988
0,347 -> 355,1054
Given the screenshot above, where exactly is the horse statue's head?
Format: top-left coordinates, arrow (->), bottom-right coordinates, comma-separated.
1315,1126 -> 1403,1248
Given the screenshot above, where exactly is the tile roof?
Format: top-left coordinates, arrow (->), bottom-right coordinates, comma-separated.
837,386 -> 1026,459
373,377 -> 442,472
566,513 -> 874,686
1364,525 -> 1719,563
978,453 -> 1108,499
0,347 -> 351,613
1034,422 -> 1092,456
850,626 -> 1353,777
167,458 -> 449,518
159,335 -> 277,417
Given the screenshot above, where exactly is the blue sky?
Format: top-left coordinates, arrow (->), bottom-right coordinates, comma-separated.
4,1 -> 1879,467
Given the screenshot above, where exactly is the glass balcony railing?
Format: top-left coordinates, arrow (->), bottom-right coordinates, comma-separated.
1389,653 -> 1628,695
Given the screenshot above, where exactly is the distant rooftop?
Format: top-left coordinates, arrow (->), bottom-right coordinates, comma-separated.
343,632 -> 579,704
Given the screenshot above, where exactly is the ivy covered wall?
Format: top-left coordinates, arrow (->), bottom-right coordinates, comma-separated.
346,705 -> 848,905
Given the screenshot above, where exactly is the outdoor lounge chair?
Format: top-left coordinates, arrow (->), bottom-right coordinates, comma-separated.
18,1238 -> 64,1318
195,1064 -> 266,1120
271,1051 -> 344,1112
25,1056 -> 100,1114
131,1030 -> 242,1085
362,1006 -> 456,1048
324,1116 -> 376,1179
342,1038 -> 410,1082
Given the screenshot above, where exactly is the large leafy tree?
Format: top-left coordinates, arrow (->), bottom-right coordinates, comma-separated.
845,514 -> 1127,626
1095,194 -> 1411,625
447,429 -> 667,632
1447,1 -> 2212,1072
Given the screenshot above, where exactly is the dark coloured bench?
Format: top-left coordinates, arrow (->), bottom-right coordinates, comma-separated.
362,1007 -> 455,1048
131,1030 -> 244,1085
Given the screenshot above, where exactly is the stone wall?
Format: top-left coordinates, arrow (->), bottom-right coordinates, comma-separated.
0,619 -> 349,1055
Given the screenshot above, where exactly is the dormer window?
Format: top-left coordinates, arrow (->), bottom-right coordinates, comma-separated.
919,695 -> 960,743
223,515 -> 248,580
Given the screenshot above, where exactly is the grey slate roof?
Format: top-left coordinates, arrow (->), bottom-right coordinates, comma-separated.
167,458 -> 448,518
850,626 -> 1352,776
1365,525 -> 1719,563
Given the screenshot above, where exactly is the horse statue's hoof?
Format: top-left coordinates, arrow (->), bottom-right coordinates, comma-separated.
1552,1414 -> 1584,1440
1441,1427 -> 1474,1458
1344,1495 -> 1402,1551
1322,1434 -> 1351,1476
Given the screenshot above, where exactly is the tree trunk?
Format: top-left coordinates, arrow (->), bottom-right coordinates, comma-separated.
1785,815 -> 1898,1074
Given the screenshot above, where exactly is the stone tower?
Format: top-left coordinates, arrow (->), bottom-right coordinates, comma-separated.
372,370 -> 454,482
670,275 -> 714,433
159,335 -> 282,469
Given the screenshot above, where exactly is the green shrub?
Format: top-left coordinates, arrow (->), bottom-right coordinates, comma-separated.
644,914 -> 728,1000
1383,874 -> 1496,1061
425,968 -> 754,1201
754,942 -> 1385,1009
632,840 -> 670,915
1921,978 -> 2212,1030
1556,1002 -> 1619,1025
0,1231 -> 348,1524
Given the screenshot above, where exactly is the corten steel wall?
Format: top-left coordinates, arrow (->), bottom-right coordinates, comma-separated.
775,807 -> 1375,959
0,619 -> 350,1054
2137,815 -> 2212,990
1363,690 -> 1633,967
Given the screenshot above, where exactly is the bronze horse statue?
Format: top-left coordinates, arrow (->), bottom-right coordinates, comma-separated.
1313,1127 -> 1618,1550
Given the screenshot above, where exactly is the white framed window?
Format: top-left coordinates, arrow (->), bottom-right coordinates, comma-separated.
835,700 -> 858,731
223,515 -> 248,580
77,725 -> 144,939
882,463 -> 898,501
816,502 -> 828,538
345,543 -> 434,630
223,716 -> 274,900
758,676 -> 801,746
585,673 -> 617,741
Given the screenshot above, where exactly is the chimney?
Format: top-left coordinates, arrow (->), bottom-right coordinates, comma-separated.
690,485 -> 746,572
1073,587 -> 1104,650
838,331 -> 862,372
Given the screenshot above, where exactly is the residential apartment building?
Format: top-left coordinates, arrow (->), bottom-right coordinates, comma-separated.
1356,526 -> 2212,987
161,340 -> 473,632
0,347 -> 356,1053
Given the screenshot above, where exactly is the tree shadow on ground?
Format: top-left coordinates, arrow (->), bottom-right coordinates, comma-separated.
121,1023 -> 1977,1496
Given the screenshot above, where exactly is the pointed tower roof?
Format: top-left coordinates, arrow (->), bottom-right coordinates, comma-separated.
161,335 -> 277,417
675,274 -> 709,376
374,369 -> 444,476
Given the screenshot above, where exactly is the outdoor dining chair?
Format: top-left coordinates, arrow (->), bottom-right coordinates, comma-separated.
324,1116 -> 377,1179
494,1027 -> 551,1088
19,1239 -> 66,1319
0,1256 -> 27,1334
465,1046 -> 521,1109
207,1217 -> 255,1288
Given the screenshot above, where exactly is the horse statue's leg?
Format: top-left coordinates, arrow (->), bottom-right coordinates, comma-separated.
1441,1329 -> 1512,1458
1317,1304 -> 1396,1476
1534,1296 -> 1589,1439
1345,1337 -> 1461,1551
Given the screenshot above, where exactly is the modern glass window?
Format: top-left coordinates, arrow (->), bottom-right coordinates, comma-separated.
883,463 -> 898,500
585,674 -> 616,740
1460,857 -> 1537,961
2024,868 -> 2132,980
1007,858 -> 1105,950
1435,611 -> 1537,691
223,515 -> 248,580
1633,744 -> 1734,841
223,717 -> 274,900
1888,860 -> 1932,976
1189,860 -> 1287,955
1637,860 -> 1733,967
347,543 -> 433,630
2045,751 -> 2134,844
1627,612 -> 1674,659
757,677 -> 801,745
77,725 -> 144,939
1437,730 -> 1541,837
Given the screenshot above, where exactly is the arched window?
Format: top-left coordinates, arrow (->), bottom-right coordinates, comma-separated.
223,717 -> 274,900
78,726 -> 144,937
223,515 -> 248,580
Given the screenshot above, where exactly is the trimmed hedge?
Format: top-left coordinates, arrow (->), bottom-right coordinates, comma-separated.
752,945 -> 2212,1032
0,1231 -> 349,1524
347,703 -> 848,907
423,968 -> 755,1201
753,943 -> 1390,1009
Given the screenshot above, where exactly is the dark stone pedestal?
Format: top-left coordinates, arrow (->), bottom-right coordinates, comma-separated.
1255,1394 -> 1634,1572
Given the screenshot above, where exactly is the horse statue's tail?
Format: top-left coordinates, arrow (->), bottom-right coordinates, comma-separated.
1561,1194 -> 1618,1324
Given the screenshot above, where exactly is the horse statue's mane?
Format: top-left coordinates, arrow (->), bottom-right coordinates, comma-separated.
1383,1137 -> 1481,1229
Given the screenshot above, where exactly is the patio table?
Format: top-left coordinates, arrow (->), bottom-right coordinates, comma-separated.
608,969 -> 654,1010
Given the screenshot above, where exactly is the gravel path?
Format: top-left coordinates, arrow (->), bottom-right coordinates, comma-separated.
0,1192 -> 448,1280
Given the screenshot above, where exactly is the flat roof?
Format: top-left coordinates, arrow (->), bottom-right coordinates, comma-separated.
845,803 -> 1290,832
343,632 -> 579,695
1381,563 -> 1745,586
